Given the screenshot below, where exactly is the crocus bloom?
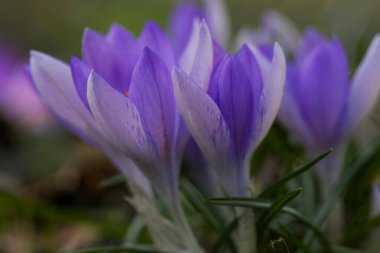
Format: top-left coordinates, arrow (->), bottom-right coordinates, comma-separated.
278,29 -> 380,188
173,43 -> 286,196
30,21 -> 213,252
170,0 -> 230,56
0,46 -> 50,130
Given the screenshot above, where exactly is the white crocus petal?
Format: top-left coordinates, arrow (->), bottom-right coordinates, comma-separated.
250,43 -> 287,149
30,51 -> 89,130
204,0 -> 230,47
348,35 -> 380,132
180,20 -> 213,91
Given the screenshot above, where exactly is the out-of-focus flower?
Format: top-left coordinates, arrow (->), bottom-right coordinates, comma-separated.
170,0 -> 230,55
278,29 -> 380,188
235,10 -> 301,56
173,43 -> 286,196
30,20 -> 213,252
0,46 -> 50,130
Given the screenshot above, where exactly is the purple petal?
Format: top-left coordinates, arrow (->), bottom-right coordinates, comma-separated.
87,71 -> 156,166
82,28 -> 134,93
172,67 -> 237,194
348,35 -> 380,131
297,28 -> 328,61
129,48 -> 176,161
138,21 -> 176,69
180,20 -> 214,90
211,51 -> 256,164
296,38 -> 349,149
169,2 -> 203,57
70,56 -> 91,111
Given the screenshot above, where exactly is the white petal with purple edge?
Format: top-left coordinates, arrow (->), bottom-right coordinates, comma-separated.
252,43 -> 286,149
348,35 -> 380,132
87,71 -> 156,165
30,51 -> 91,131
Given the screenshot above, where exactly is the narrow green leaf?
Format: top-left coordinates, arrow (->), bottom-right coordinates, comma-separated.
99,175 -> 125,189
206,197 -> 332,252
259,149 -> 332,198
61,244 -> 164,253
258,188 -> 302,230
180,179 -> 223,230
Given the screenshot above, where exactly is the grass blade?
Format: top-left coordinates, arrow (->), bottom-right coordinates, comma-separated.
61,244 -> 164,253
259,149 -> 332,198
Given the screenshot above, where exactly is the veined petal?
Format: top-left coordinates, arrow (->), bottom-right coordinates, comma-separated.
348,35 -> 380,131
212,52 -> 255,164
172,67 -> 236,194
139,21 -> 176,69
129,48 -> 176,161
87,71 -> 156,166
180,20 -> 213,90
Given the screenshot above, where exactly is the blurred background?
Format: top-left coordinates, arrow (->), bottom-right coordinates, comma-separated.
0,0 -> 379,252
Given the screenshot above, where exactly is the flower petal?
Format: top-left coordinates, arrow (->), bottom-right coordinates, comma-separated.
70,56 -> 91,111
138,21 -> 176,69
87,71 -> 156,167
252,43 -> 286,149
296,39 -> 349,148
180,20 -> 213,90
129,48 -> 176,161
30,51 -> 89,132
82,28 -> 135,93
172,67 -> 237,194
348,35 -> 380,131
169,2 -> 203,57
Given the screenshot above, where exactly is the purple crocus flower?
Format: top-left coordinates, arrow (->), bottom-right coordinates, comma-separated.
173,43 -> 286,196
278,29 -> 380,189
30,20 -> 213,252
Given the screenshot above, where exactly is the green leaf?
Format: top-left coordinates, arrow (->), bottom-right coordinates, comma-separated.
259,149 -> 332,198
61,244 -> 164,253
275,224 -> 316,253
257,188 -> 302,231
99,175 -> 125,189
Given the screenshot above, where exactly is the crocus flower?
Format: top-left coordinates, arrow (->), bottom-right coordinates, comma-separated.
278,29 -> 380,189
173,43 -> 286,196
0,45 -> 50,130
30,20 -> 213,252
170,0 -> 230,56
